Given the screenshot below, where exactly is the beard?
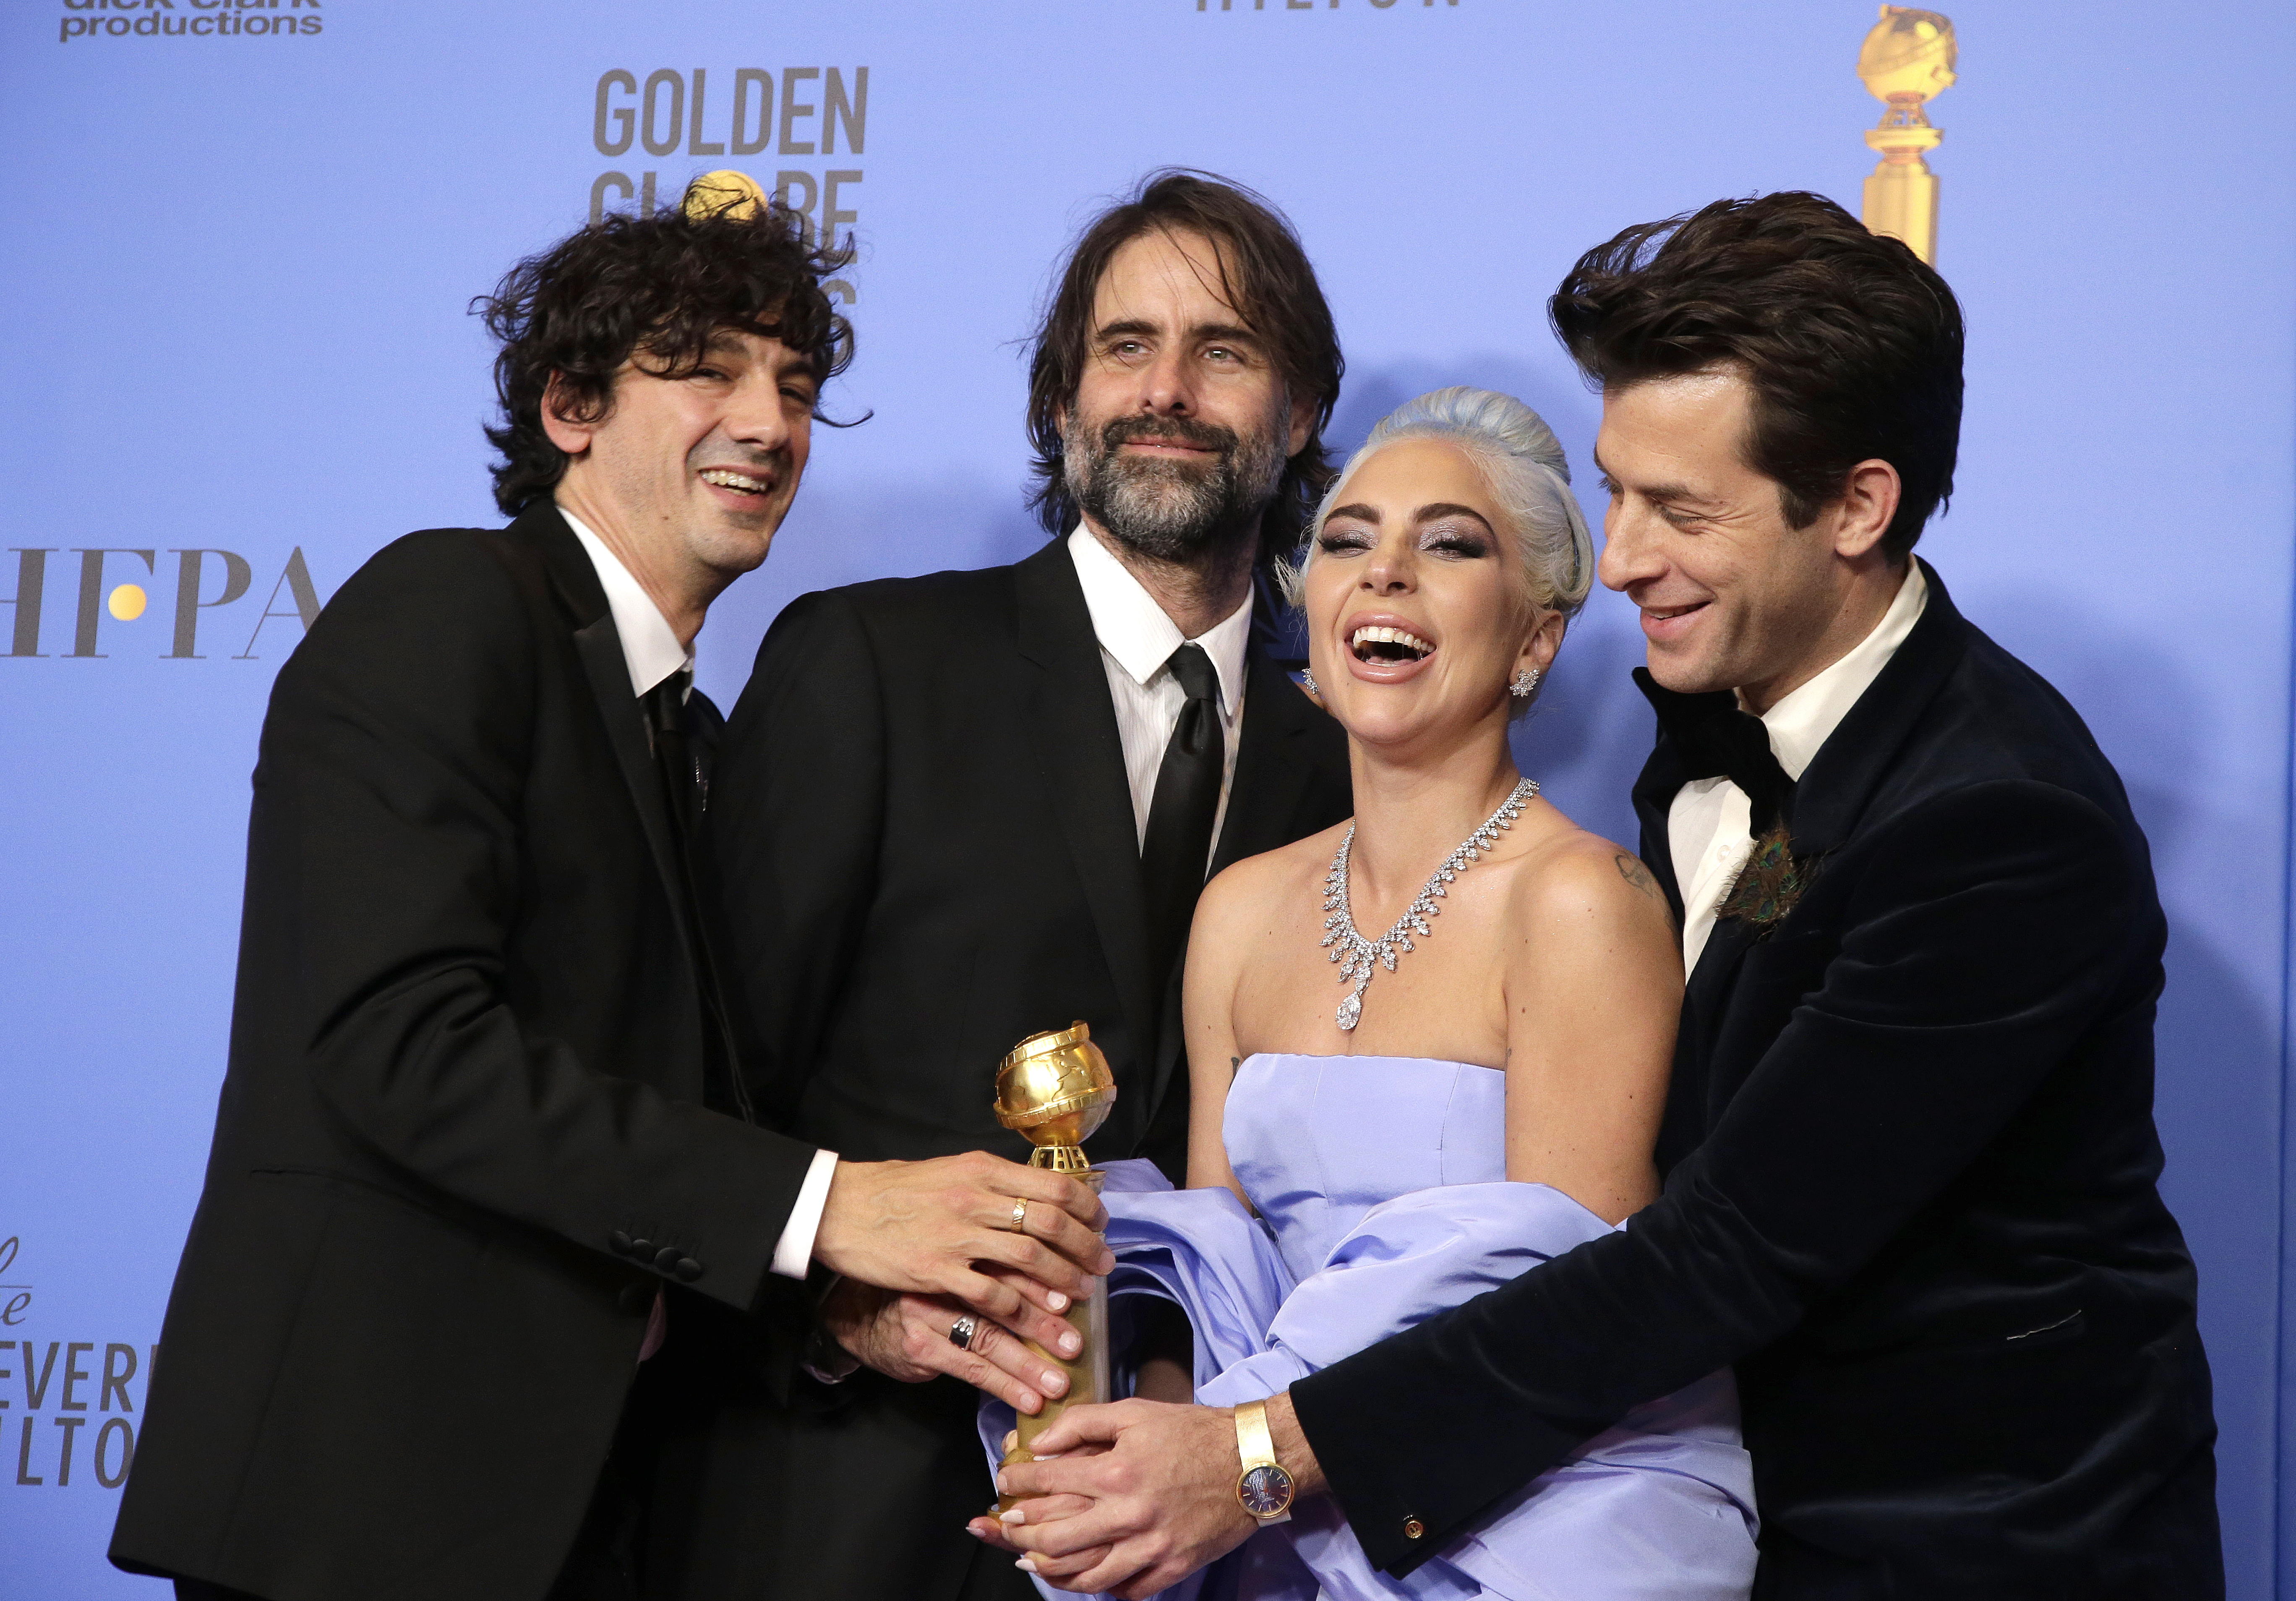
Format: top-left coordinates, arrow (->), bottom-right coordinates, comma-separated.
1062,410 -> 1288,564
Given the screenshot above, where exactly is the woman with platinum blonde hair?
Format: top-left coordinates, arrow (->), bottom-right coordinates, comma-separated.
1286,385 -> 1595,679
976,389 -> 1756,1600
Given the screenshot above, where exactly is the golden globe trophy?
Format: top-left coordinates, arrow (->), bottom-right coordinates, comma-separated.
1856,6 -> 1957,265
991,1021 -> 1117,1513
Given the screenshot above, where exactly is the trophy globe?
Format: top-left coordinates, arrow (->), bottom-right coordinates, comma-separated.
994,1021 -> 1117,1174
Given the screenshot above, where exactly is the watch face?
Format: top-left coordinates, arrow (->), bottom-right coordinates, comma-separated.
1238,1463 -> 1294,1519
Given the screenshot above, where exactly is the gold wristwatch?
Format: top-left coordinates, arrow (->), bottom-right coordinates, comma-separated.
1232,1399 -> 1294,1524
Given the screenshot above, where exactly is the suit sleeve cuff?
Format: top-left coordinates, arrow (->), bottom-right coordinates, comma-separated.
770,1147 -> 840,1280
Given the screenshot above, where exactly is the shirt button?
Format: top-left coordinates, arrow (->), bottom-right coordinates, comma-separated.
1402,1517 -> 1425,1541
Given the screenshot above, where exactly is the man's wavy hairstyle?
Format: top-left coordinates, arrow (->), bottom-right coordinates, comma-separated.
477,198 -> 855,516
1550,191 -> 1962,561
1025,170 -> 1344,567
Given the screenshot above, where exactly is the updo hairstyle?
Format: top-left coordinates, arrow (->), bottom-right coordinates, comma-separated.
1295,388 -> 1598,712
1286,388 -> 1596,709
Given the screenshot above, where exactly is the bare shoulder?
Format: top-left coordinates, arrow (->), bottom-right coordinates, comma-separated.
1189,820 -> 1347,967
1505,819 -> 1676,951
1199,820 -> 1347,923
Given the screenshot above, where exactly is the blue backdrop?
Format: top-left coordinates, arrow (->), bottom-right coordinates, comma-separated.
4,2 -> 2292,1596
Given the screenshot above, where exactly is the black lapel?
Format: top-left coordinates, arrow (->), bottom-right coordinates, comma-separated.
1012,541 -> 1157,1060
528,506 -> 703,995
1209,653 -> 1328,875
1674,558 -> 1970,1033
1786,559 -> 1969,859
1683,911 -> 1759,1025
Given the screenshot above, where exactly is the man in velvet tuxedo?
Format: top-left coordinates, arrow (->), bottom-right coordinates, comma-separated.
692,172 -> 1352,1599
997,193 -> 2222,1598
108,193 -> 1111,1601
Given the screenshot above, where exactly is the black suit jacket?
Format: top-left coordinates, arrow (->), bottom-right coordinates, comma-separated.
1292,564 -> 2220,1598
678,537 -> 1352,1600
110,506 -> 818,1601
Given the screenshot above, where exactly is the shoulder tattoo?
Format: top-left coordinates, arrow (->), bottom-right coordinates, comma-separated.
1613,853 -> 1660,899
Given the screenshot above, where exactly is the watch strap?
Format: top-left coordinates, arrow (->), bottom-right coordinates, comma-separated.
1235,1398 -> 1277,1465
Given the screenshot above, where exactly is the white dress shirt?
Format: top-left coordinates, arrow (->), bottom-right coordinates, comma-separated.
1066,525 -> 1252,860
1668,562 -> 1929,972
561,506 -> 836,1284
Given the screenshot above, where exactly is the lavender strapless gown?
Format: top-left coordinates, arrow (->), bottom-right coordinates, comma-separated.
982,1054 -> 1757,1601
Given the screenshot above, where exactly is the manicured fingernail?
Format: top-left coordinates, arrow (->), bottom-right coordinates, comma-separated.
1042,1369 -> 1065,1392
1016,1560 -> 1037,1574
968,1524 -> 989,1540
1002,1506 -> 1027,1525
1059,1331 -> 1082,1355
1047,1290 -> 1069,1311
1003,1430 -> 1019,1451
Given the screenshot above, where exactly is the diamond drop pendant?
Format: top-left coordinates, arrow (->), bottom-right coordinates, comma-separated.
1319,777 -> 1537,1037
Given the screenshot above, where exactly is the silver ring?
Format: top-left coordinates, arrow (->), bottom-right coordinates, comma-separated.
949,1315 -> 978,1350
1007,1198 -> 1028,1233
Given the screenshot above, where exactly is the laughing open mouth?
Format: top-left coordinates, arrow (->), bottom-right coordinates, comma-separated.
1351,624 -> 1435,664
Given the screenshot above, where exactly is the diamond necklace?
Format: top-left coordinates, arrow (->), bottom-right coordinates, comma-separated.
1320,777 -> 1539,1032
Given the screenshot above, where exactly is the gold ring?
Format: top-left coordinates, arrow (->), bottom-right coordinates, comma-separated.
1007,1198 -> 1028,1233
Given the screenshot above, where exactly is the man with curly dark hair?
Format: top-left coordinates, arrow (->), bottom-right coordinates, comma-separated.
107,190 -> 1114,1601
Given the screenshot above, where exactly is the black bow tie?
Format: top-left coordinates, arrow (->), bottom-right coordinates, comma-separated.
1634,667 -> 1795,838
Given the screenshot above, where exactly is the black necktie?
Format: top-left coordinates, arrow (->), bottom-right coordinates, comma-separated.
1140,643 -> 1224,981
643,669 -> 749,1119
647,670 -> 704,834
1633,666 -> 1796,837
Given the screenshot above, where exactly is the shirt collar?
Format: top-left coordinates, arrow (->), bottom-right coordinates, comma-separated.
558,505 -> 693,699
1066,525 -> 1251,717
1755,560 -> 1928,780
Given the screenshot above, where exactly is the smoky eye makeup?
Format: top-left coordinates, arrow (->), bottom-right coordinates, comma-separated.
1318,524 -> 1376,554
1419,523 -> 1492,558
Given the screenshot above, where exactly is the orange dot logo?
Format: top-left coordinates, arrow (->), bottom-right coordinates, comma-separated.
108,584 -> 148,621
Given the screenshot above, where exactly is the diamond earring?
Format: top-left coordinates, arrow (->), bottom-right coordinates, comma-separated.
1510,667 -> 1542,698
1301,669 -> 1320,699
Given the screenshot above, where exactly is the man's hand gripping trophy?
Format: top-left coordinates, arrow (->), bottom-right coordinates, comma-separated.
811,1024 -> 1118,1419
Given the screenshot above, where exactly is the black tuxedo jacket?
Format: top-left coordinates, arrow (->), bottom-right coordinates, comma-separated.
679,537 -> 1352,1600
110,506 -> 818,1601
1292,564 -> 2221,1597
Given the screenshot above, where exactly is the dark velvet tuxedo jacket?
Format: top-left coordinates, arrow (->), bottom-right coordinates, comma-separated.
109,506 -> 818,1601
1292,563 -> 2220,1598
678,537 -> 1352,1601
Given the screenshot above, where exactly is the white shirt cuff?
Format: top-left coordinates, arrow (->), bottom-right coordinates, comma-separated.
770,1147 -> 841,1280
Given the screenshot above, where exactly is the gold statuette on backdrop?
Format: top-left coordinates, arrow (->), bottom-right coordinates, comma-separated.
1856,6 -> 1957,265
682,169 -> 768,221
992,1023 -> 1117,1511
